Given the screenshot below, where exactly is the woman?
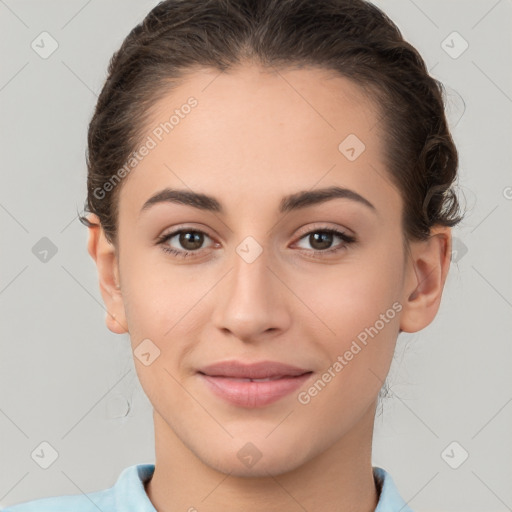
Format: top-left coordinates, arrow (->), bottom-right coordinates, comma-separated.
4,0 -> 463,510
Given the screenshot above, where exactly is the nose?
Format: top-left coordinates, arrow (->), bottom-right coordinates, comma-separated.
210,240 -> 291,342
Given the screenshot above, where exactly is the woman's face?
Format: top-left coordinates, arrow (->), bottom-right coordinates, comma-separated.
94,65 -> 445,477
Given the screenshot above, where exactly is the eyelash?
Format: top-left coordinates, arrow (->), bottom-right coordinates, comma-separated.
156,227 -> 356,260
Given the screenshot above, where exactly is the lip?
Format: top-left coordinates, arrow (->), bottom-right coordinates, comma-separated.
197,360 -> 313,408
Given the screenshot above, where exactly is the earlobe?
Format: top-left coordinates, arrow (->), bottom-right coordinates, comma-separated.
86,214 -> 128,335
399,226 -> 452,333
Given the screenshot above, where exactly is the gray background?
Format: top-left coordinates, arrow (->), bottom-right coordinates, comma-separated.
0,1 -> 511,511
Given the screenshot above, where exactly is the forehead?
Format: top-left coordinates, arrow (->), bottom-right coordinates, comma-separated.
118,64 -> 399,220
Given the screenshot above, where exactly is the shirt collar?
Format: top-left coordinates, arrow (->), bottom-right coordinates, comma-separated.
373,466 -> 414,511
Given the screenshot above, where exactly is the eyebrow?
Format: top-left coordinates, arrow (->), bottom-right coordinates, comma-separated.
139,185 -> 377,217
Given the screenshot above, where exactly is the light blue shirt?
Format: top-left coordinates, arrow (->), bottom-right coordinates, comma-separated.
2,464 -> 413,511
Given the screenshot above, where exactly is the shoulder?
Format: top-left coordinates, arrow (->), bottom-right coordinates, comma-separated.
1,487 -> 114,512
2,463 -> 155,512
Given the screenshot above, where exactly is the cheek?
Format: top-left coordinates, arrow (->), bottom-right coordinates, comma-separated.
119,250 -> 174,336
297,276 -> 401,417
297,250 -> 403,335
293,248 -> 403,391
120,248 -> 213,351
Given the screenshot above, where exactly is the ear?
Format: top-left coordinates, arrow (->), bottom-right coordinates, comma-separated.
86,214 -> 128,334
399,226 -> 452,333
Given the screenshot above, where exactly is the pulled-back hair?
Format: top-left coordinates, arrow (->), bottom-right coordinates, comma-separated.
79,0 -> 464,245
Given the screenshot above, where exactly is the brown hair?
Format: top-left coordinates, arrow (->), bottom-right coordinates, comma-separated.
79,0 -> 464,245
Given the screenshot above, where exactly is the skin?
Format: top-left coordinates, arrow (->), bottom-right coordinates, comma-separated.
87,65 -> 451,512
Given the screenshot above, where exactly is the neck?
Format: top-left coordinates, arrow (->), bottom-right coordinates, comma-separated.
145,400 -> 379,512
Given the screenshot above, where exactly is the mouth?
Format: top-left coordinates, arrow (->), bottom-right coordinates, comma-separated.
196,360 -> 314,408
198,375 -> 308,382
197,359 -> 312,379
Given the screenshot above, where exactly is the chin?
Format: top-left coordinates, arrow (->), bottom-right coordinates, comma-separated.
219,457 -> 303,479
199,441 -> 311,478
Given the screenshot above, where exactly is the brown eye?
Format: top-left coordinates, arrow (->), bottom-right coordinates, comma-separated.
294,228 -> 356,258
178,231 -> 205,251
308,231 -> 335,250
157,228 -> 215,258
